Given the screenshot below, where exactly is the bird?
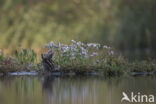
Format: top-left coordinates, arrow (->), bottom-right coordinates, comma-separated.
121,92 -> 131,102
41,50 -> 55,72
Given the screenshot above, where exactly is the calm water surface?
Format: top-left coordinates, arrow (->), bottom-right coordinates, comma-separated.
0,76 -> 156,104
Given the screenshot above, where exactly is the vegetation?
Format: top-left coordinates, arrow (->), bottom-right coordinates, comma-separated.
0,0 -> 156,52
14,48 -> 37,64
0,48 -> 39,74
44,40 -> 125,75
0,41 -> 156,76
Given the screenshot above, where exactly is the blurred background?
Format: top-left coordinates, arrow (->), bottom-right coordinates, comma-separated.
0,0 -> 155,59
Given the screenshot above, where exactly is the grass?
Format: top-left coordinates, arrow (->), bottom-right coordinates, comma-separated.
0,41 -> 156,76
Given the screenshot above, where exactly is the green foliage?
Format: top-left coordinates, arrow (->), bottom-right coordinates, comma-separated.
14,48 -> 37,64
0,0 -> 155,51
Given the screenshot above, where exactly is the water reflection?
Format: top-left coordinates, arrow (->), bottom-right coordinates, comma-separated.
42,75 -> 54,94
0,76 -> 156,104
42,75 -> 55,103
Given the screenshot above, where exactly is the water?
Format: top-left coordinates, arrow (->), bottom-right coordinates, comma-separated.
0,76 -> 156,104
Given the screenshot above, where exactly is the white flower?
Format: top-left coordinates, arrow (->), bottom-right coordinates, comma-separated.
87,43 -> 94,47
103,45 -> 110,49
90,52 -> 98,57
44,41 -> 56,49
72,53 -> 75,56
87,43 -> 100,48
62,46 -> 70,53
71,40 -> 76,43
49,41 -> 54,47
80,47 -> 85,51
56,42 -> 61,48
44,41 -> 113,64
82,51 -> 87,55
77,41 -> 82,46
109,51 -> 114,55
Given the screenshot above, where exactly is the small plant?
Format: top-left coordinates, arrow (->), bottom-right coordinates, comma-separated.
14,48 -> 37,64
